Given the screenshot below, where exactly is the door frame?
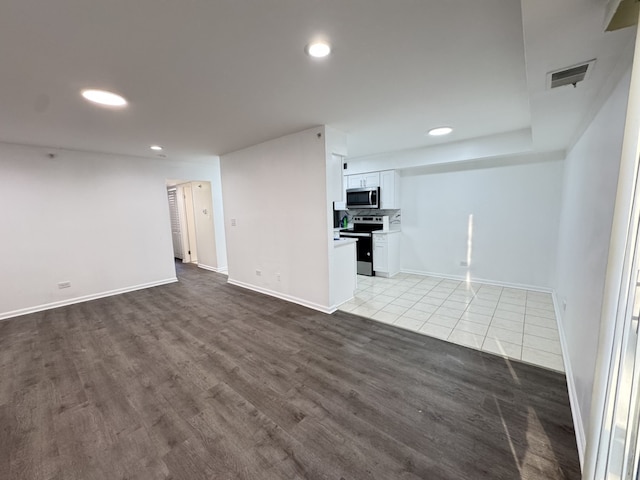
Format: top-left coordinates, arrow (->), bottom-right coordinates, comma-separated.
586,12 -> 640,479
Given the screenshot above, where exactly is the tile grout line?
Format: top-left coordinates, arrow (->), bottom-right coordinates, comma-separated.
345,274 -> 563,371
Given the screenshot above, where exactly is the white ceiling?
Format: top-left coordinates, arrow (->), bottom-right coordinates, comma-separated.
0,0 -> 634,161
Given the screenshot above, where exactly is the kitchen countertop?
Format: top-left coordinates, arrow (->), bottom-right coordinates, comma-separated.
372,229 -> 401,234
333,238 -> 357,247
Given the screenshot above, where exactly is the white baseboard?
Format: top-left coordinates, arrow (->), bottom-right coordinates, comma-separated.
0,278 -> 178,321
400,268 -> 553,293
552,292 -> 585,471
329,295 -> 356,314
198,263 -> 229,275
227,278 -> 334,314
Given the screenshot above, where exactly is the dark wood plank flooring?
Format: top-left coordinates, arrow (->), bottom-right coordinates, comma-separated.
0,262 -> 581,479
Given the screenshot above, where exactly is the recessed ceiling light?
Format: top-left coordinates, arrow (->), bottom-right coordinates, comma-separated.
81,89 -> 128,107
428,126 -> 453,136
307,41 -> 331,58
150,145 -> 163,151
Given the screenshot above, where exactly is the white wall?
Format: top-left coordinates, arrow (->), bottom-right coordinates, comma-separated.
0,142 -> 224,319
209,164 -> 228,271
190,181 -> 219,270
220,127 -> 332,311
554,67 -> 632,463
400,154 -> 564,288
324,127 -> 349,308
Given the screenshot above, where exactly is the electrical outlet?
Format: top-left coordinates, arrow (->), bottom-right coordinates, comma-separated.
256,269 -> 262,276
58,281 -> 71,289
276,273 -> 281,281
231,219 -> 237,226
459,260 -> 469,267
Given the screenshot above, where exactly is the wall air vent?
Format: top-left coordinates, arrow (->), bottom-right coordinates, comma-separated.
546,60 -> 596,90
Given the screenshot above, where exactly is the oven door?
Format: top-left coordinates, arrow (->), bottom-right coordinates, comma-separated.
339,232 -> 373,276
346,187 -> 379,209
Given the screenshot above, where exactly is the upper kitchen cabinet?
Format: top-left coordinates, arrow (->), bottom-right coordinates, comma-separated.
344,170 -> 400,209
380,170 -> 400,209
347,172 -> 380,189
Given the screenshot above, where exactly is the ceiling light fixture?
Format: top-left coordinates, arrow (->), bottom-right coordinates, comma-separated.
428,126 -> 453,136
307,41 -> 331,58
150,145 -> 163,151
81,89 -> 128,107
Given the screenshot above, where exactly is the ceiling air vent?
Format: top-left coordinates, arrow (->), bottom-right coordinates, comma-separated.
546,60 -> 596,89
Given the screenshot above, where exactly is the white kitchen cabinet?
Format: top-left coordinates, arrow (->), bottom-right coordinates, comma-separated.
347,172 -> 380,189
347,175 -> 359,189
373,235 -> 388,273
373,231 -> 401,277
379,170 -> 400,209
342,173 -> 349,201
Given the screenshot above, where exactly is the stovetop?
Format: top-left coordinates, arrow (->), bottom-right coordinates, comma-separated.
344,215 -> 388,233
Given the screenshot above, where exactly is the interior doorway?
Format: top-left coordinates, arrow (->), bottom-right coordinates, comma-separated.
166,180 -> 224,273
167,183 -> 198,263
167,187 -> 185,260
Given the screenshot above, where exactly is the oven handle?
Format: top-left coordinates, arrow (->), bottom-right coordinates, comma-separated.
340,232 -> 371,238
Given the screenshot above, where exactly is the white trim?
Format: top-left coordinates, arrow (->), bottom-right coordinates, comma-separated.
0,278 -> 178,321
400,268 -> 553,293
553,291 -> 586,470
329,295 -> 355,314
198,263 -> 229,275
227,279 -> 334,314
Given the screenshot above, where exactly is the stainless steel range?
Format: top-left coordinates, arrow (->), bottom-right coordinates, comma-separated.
339,216 -> 388,276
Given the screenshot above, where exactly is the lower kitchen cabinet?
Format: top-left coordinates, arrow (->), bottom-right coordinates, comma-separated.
373,231 -> 400,277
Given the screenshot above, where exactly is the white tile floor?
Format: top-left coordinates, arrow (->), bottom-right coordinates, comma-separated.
338,273 -> 565,372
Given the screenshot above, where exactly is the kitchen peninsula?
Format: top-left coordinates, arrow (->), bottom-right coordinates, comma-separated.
331,237 -> 357,309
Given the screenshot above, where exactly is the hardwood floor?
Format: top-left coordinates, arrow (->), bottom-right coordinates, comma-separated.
0,262 -> 581,479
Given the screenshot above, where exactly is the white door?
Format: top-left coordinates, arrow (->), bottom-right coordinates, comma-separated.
181,184 -> 198,263
593,11 -> 640,478
167,188 -> 183,259
600,222 -> 640,479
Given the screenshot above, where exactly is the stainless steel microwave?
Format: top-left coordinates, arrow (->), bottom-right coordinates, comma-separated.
346,187 -> 380,209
